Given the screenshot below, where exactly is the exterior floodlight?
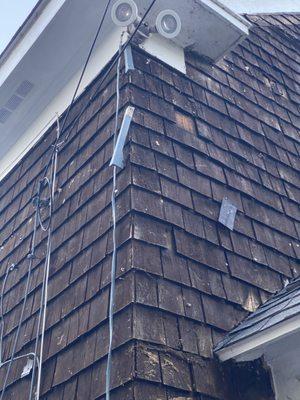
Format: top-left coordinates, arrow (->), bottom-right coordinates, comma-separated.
111,0 -> 138,27
156,10 -> 182,39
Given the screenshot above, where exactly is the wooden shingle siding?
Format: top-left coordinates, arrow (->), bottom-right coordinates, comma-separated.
0,13 -> 299,399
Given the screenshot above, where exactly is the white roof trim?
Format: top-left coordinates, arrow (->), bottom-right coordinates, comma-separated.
216,313 -> 300,362
0,0 -> 66,88
0,27 -> 121,181
221,0 -> 300,15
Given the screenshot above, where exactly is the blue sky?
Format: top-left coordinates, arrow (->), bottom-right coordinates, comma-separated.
0,0 -> 39,53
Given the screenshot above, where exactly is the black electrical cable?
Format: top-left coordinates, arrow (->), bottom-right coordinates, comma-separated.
41,0 -> 113,178
60,0 -> 113,136
42,0 -> 158,179
0,1 -> 158,397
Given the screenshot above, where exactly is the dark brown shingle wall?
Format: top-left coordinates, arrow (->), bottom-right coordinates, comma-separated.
0,13 -> 299,400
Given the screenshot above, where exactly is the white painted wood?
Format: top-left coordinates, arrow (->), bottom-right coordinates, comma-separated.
0,0 -> 67,87
0,0 -> 250,181
140,34 -> 186,74
265,335 -> 300,400
0,28 -> 121,181
216,314 -> 300,362
221,0 -> 300,15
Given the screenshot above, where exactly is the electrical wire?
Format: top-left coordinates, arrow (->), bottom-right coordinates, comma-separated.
42,0 -> 113,176
59,0 -> 112,137
0,1 -> 158,397
29,116 -> 60,400
105,36 -> 122,400
0,0 -> 112,394
0,208 -> 39,400
0,115 -> 59,399
42,0 -> 158,180
0,353 -> 39,370
36,128 -> 59,399
0,114 -> 58,188
0,264 -> 16,365
36,177 -> 52,232
105,2 -> 158,399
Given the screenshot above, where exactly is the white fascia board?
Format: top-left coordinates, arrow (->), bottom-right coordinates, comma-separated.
0,0 -> 67,87
216,314 -> 300,362
221,0 -> 300,15
198,0 -> 252,33
0,28 -> 122,181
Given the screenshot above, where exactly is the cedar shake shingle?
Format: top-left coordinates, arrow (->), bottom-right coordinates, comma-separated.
0,13 -> 299,400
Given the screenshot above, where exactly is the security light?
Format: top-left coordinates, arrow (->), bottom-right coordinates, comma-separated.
156,10 -> 182,39
111,0 -> 138,27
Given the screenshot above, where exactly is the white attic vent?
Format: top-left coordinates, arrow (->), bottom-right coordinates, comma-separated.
0,108 -> 12,124
16,80 -> 34,98
5,94 -> 23,111
0,80 -> 34,124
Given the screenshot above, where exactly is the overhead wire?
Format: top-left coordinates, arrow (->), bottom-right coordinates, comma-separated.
0,114 -> 58,188
0,0 -> 158,398
30,116 -> 60,400
0,0 -> 112,396
105,2 -> 158,397
0,206 -> 39,400
42,0 -> 113,176
42,0 -> 158,180
0,263 -> 16,365
0,116 -> 58,399
105,35 -> 122,400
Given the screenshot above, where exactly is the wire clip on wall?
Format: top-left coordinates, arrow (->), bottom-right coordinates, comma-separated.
109,106 -> 135,169
124,45 -> 135,72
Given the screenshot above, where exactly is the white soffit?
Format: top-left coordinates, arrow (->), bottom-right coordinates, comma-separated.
221,0 -> 300,15
0,0 -> 250,181
0,0 -> 121,181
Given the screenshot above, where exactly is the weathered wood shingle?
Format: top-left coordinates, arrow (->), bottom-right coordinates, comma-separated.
0,13 -> 299,400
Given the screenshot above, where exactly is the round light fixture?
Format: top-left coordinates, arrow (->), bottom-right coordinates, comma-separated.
156,10 -> 181,39
111,0 -> 138,27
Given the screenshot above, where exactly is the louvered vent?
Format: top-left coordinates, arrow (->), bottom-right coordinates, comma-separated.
0,108 -> 12,124
0,80 -> 34,124
5,94 -> 23,111
16,80 -> 34,97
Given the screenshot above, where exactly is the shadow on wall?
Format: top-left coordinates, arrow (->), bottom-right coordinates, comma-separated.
225,358 -> 275,400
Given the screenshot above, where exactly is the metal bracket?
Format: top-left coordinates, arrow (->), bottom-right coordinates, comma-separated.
21,358 -> 33,378
218,197 -> 237,231
124,45 -> 135,73
110,106 -> 135,169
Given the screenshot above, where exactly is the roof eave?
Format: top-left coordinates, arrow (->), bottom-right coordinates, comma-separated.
0,0 -> 48,66
216,313 -> 300,362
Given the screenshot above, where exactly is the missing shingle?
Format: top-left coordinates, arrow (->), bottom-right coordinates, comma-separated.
218,197 -> 237,231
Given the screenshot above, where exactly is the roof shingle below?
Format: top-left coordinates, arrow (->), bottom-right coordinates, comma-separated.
215,276 -> 300,353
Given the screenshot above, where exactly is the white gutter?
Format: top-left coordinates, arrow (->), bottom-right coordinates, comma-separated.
216,313 -> 300,362
221,0 -> 300,15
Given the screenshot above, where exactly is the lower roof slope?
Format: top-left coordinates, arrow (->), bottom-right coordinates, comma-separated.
215,276 -> 300,354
